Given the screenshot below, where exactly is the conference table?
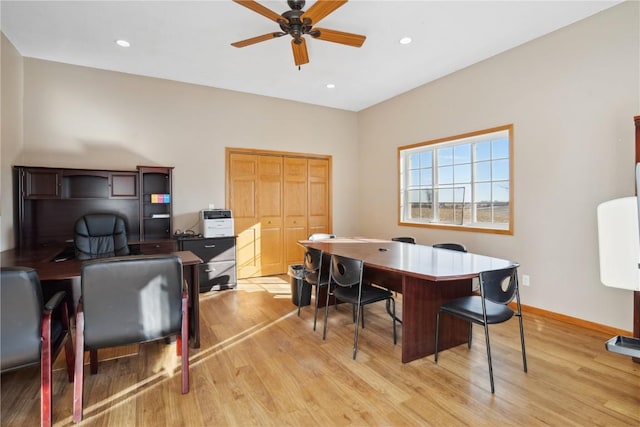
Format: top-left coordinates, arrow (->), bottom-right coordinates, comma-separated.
1,245 -> 204,348
300,238 -> 518,363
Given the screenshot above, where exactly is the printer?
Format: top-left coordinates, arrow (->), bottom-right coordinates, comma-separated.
199,209 -> 234,238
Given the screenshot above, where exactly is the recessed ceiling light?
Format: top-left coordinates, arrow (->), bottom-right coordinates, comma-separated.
399,37 -> 412,45
115,39 -> 130,48
326,83 -> 335,89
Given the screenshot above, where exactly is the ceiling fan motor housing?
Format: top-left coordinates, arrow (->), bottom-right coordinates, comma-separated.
280,8 -> 312,42
287,0 -> 305,10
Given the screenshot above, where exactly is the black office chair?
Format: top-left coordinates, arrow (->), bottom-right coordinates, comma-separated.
1,267 -> 75,427
323,254 -> 397,359
391,236 -> 416,244
298,246 -> 331,331
73,255 -> 189,423
434,266 -> 527,393
432,242 -> 467,252
74,213 -> 130,260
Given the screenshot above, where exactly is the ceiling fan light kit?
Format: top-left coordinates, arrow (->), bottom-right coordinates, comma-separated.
231,0 -> 366,67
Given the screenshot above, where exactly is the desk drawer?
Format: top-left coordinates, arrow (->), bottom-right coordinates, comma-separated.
137,241 -> 177,255
181,237 -> 235,262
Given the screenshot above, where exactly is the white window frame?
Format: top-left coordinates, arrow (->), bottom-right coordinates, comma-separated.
398,124 -> 514,235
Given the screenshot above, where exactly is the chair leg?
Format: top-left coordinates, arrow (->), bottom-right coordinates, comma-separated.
386,299 -> 402,324
434,311 -> 441,363
297,280 -> 303,317
313,285 -> 320,331
518,313 -> 528,373
322,285 -> 332,340
468,322 -> 473,349
353,302 -> 362,360
483,322 -> 495,394
73,309 -> 86,423
389,298 -> 397,345
41,313 -> 53,427
62,303 -> 75,382
181,293 -> 190,394
90,350 -> 98,375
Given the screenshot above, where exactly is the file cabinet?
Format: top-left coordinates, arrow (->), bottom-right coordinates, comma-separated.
177,236 -> 236,292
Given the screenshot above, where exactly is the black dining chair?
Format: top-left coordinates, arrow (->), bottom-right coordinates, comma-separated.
73,255 -> 189,423
323,254 -> 397,359
434,266 -> 527,393
1,267 -> 75,427
298,246 -> 331,331
391,236 -> 416,244
432,242 -> 467,252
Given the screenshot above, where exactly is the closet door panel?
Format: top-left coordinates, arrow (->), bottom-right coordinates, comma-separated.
284,157 -> 308,266
258,156 -> 284,276
229,153 -> 260,278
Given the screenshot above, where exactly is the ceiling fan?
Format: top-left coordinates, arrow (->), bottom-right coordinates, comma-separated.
231,0 -> 366,67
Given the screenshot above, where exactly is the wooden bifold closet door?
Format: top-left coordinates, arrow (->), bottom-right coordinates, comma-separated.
227,149 -> 332,278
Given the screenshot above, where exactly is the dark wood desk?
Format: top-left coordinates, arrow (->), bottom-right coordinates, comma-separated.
1,246 -> 204,348
301,238 -> 518,363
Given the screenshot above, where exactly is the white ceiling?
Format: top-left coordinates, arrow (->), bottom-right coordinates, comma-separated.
1,0 -> 622,112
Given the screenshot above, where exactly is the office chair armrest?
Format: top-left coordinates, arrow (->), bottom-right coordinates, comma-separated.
44,290 -> 67,312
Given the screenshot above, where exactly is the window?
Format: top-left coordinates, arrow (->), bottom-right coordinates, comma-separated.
398,124 -> 513,234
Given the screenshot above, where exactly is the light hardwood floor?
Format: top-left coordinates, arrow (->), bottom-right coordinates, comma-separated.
2,275 -> 639,426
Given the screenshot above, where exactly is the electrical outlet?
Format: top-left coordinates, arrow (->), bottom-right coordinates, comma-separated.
522,274 -> 530,287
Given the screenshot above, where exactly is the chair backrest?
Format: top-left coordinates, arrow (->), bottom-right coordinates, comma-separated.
304,246 -> 322,274
80,255 -> 183,350
74,213 -> 130,260
329,255 -> 363,288
479,267 -> 519,305
433,242 -> 467,252
308,233 -> 336,241
0,267 -> 43,371
392,237 -> 416,244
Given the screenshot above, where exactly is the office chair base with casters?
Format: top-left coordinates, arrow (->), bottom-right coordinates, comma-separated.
434,266 -> 526,393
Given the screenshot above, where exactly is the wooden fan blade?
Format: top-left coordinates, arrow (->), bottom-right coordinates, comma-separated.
312,28 -> 366,47
233,0 -> 282,23
292,38 -> 309,66
301,0 -> 347,25
231,33 -> 281,48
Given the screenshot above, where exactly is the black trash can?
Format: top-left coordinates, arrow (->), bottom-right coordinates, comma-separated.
289,264 -> 311,307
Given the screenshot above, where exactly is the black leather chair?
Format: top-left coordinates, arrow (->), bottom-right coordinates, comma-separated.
1,267 -> 74,427
432,242 -> 467,252
73,255 -> 189,423
298,246 -> 331,331
322,255 -> 397,359
391,236 -> 416,244
434,266 -> 527,393
73,213 -> 130,260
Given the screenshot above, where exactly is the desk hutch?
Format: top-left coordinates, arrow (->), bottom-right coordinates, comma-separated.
13,165 -> 175,253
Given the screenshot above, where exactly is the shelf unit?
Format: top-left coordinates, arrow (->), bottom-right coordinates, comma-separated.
14,165 -> 174,248
138,166 -> 174,241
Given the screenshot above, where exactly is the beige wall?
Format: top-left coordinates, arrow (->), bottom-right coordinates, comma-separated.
358,1 -> 639,330
1,2 -> 638,331
1,33 -> 23,251
14,58 -> 359,239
